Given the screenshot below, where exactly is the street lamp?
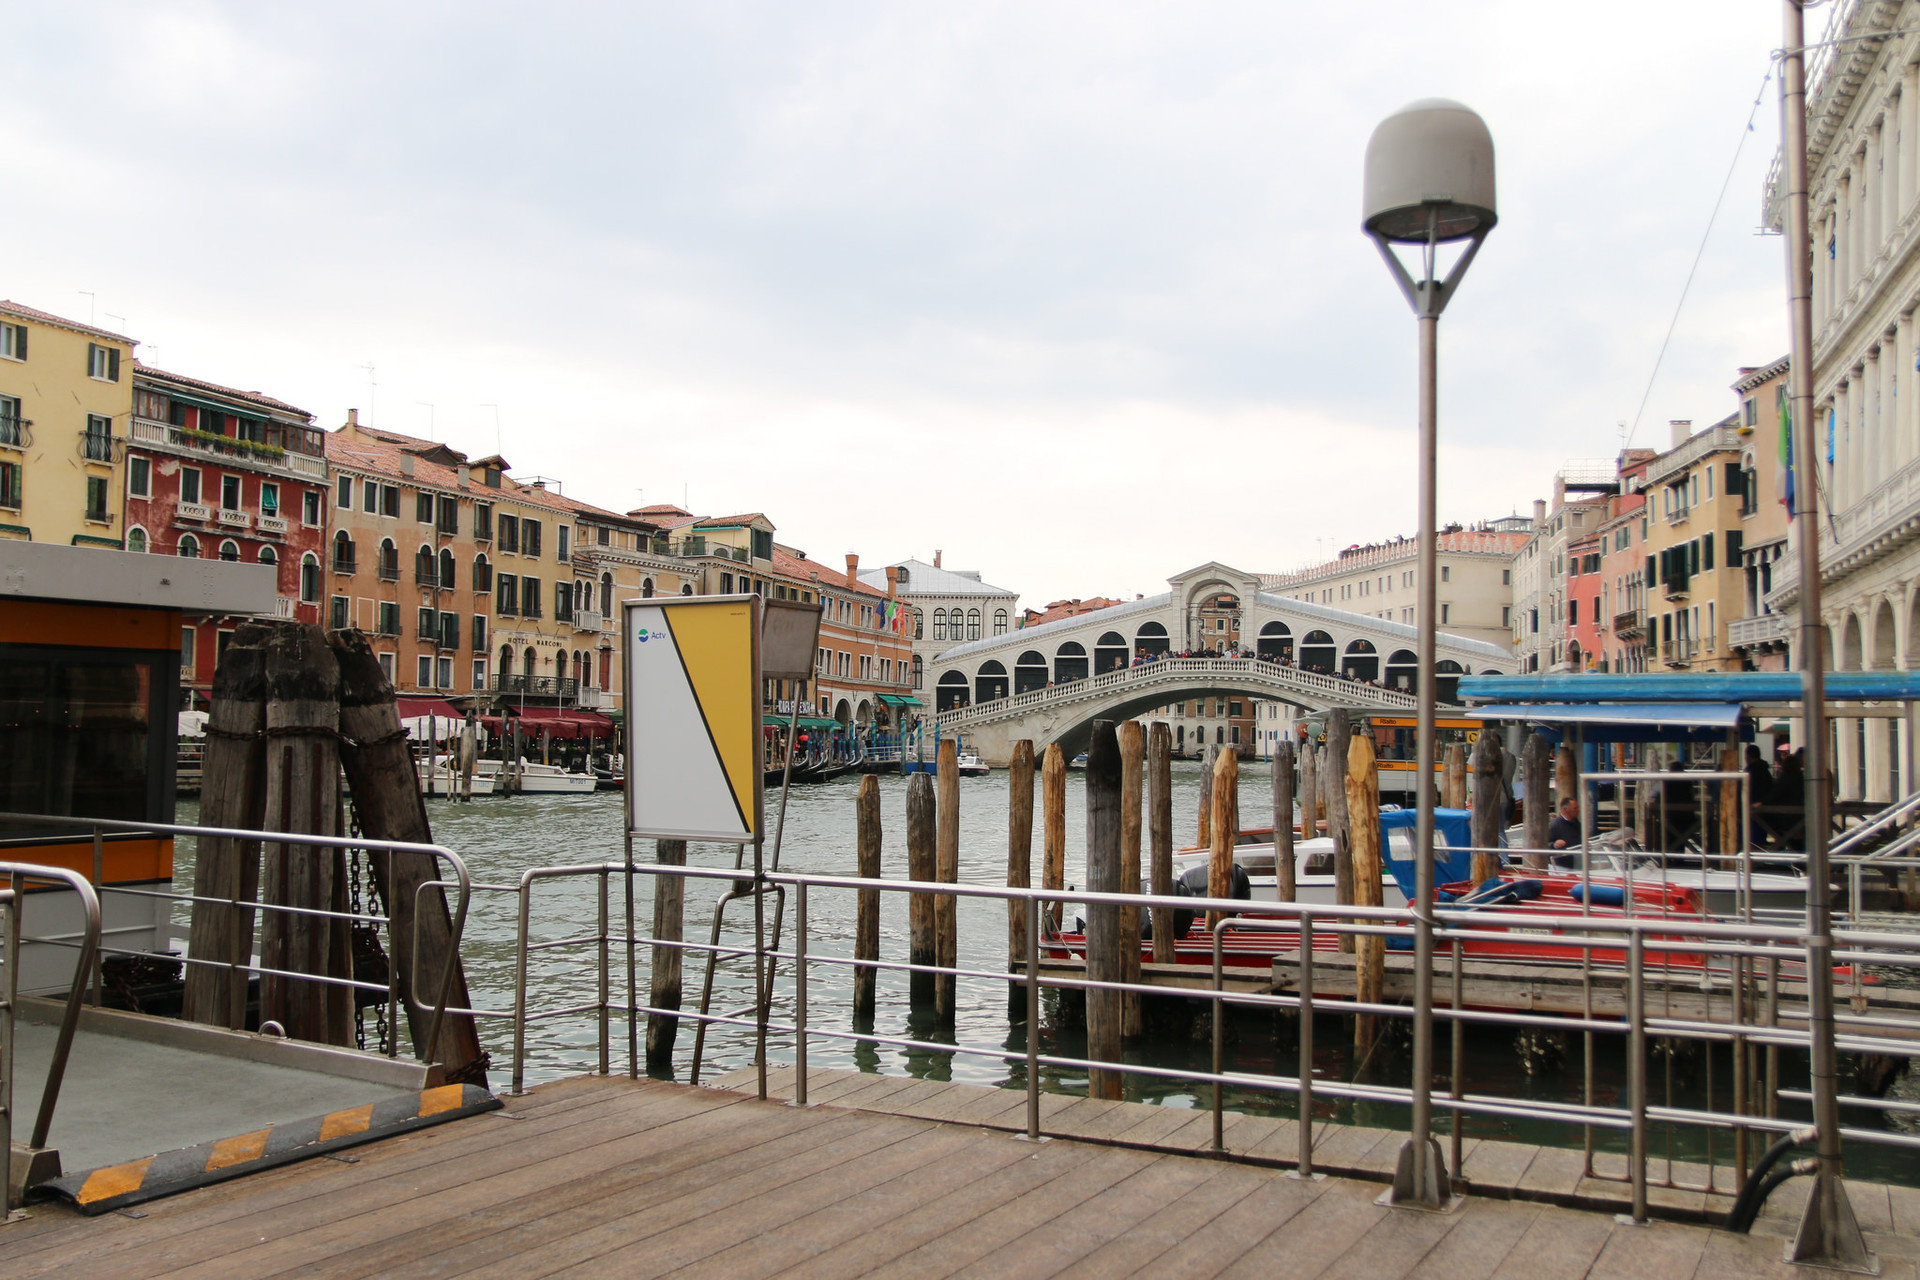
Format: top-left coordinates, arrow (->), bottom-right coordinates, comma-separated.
1362,97 -> 1496,1212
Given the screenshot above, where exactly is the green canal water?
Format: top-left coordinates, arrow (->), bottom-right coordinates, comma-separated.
179,760 -> 1920,1187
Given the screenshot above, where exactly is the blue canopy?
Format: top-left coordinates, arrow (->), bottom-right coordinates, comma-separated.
1459,671 -> 1920,704
1381,807 -> 1476,902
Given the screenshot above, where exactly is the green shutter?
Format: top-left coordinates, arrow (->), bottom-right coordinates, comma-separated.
109,348 -> 120,381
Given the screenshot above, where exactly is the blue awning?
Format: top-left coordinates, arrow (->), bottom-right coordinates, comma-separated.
1459,672 -> 1920,703
1472,702 -> 1744,729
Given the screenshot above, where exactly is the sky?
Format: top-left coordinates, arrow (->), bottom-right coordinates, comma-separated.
5,2 -> 1794,606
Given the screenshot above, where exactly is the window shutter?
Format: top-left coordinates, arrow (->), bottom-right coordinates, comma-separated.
1727,530 -> 1743,564
1646,554 -> 1657,586
109,349 -> 120,381
15,326 -> 24,359
1702,532 -> 1714,571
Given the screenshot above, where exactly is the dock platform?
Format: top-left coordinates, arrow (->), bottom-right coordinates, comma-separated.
4,1071 -> 1914,1278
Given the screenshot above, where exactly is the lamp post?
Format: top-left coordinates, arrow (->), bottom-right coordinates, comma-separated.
1362,98 -> 1496,1211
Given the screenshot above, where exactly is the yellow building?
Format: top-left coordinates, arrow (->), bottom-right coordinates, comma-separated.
1727,357 -> 1793,671
1641,417 -> 1747,671
0,301 -> 136,549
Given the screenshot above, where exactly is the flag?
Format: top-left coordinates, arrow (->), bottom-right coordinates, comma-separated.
1778,396 -> 1795,521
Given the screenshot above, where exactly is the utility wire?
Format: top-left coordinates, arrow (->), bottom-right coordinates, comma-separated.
1625,63 -> 1777,448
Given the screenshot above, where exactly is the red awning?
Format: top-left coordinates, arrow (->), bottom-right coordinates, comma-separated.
491,706 -> 616,740
397,698 -> 463,720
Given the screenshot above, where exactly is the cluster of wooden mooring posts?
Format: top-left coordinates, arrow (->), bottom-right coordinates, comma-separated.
181,620 -> 486,1082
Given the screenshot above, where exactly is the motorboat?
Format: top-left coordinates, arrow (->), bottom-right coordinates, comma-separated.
956,752 -> 990,778
416,758 -> 495,798
472,757 -> 599,795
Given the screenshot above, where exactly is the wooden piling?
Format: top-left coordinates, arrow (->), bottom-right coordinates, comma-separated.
1554,743 -> 1578,830
1147,723 -> 1176,964
854,777 -> 881,1021
1326,710 -> 1354,953
1006,740 -> 1035,1017
1083,721 -> 1123,1101
1197,742 -> 1217,847
184,624 -> 267,1030
258,624 -> 351,1046
330,630 -> 485,1077
1117,721 -> 1144,1038
1469,729 -> 1505,884
1042,743 -> 1067,932
1205,747 -> 1239,931
1273,741 -> 1297,902
1718,747 -> 1741,868
1348,732 -> 1383,1053
1522,731 -> 1552,869
906,772 -> 936,1007
1443,742 -> 1468,810
1299,740 -> 1318,840
647,839 -> 687,1069
935,738 -> 960,1018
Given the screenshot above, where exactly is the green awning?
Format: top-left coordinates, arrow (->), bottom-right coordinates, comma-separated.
878,694 -> 922,707
764,715 -> 842,730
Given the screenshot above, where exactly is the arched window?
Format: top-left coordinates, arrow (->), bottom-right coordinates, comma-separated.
911,654 -> 923,688
1015,650 -> 1049,693
257,545 -> 277,566
932,609 -> 948,641
1134,621 -> 1170,656
473,553 -> 492,592
1342,638 -> 1379,682
217,539 -> 240,562
1298,630 -> 1336,674
378,538 -> 398,579
524,646 -> 537,676
439,547 -> 456,590
126,526 -> 148,554
681,583 -> 693,595
601,571 -> 613,611
300,553 -> 320,603
642,577 -> 655,598
499,644 -> 514,678
936,669 -> 970,711
416,544 -> 435,585
1054,641 -> 1088,683
579,580 -> 593,613
1384,649 -> 1418,689
914,611 -> 924,639
177,534 -> 201,559
332,529 -> 355,573
976,659 -> 1009,703
1095,631 -> 1129,674
966,608 -> 981,641
1256,620 -> 1292,662
993,609 -> 1008,636
1435,659 -> 1465,704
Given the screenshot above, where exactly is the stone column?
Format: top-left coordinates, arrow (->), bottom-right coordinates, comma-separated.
1814,208 -> 1830,327
1893,95 -> 1909,228
1868,122 -> 1884,254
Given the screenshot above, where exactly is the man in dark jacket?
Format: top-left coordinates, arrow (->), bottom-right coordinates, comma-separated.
1547,796 -> 1582,867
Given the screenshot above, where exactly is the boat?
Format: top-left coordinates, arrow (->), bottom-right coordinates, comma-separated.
416,758 -> 495,798
956,752 -> 990,778
472,757 -> 599,795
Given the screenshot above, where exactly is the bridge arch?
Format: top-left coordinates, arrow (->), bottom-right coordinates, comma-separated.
1015,650 -> 1048,694
1095,632 -> 1129,674
937,670 -> 968,711
977,660 -> 1009,703
1055,641 -> 1088,683
1257,621 -> 1293,662
1299,630 -> 1335,674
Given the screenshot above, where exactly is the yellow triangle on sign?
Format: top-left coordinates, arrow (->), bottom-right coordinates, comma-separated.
665,601 -> 757,835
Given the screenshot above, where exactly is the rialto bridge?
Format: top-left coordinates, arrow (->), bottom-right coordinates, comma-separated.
927,562 -> 1509,765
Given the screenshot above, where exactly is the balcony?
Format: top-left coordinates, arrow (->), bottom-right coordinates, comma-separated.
0,416 -> 31,449
1660,639 -> 1695,668
493,675 -> 579,699
217,508 -> 251,529
1612,609 -> 1645,639
1665,506 -> 1690,526
274,597 -> 298,619
573,609 -> 602,633
378,561 -> 400,582
1662,576 -> 1690,601
1728,612 -> 1790,649
177,502 -> 211,522
78,432 -> 121,464
332,556 -> 357,575
128,416 -> 327,481
256,515 -> 288,536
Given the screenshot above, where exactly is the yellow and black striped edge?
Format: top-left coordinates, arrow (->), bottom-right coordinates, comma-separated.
47,1084 -> 500,1215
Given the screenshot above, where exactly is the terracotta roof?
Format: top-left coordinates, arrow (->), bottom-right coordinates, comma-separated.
0,299 -> 136,346
1024,597 -> 1123,627
631,506 -> 702,530
771,546 -> 888,599
695,512 -> 773,530
324,423 -> 573,512
134,362 -> 313,421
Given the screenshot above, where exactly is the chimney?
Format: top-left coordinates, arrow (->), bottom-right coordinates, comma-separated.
845,553 -> 859,588
347,408 -> 360,429
885,565 -> 899,597
1532,498 -> 1547,525
933,550 -> 942,569
1669,419 -> 1692,449
399,454 -> 415,478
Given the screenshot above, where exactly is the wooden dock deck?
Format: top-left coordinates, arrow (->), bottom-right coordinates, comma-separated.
2,1072 -> 1913,1278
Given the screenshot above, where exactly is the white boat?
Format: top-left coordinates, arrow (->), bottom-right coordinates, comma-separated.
473,757 -> 599,795
956,752 -> 990,778
416,759 -> 494,798
1501,825 -> 1814,918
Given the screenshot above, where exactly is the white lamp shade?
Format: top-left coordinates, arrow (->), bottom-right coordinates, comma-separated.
1363,98 -> 1497,243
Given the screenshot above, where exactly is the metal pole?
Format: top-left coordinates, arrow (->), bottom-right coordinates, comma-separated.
1297,914 -> 1315,1178
1783,3 -> 1871,1268
1628,927 -> 1648,1223
512,882 -> 532,1095
1212,926 -> 1225,1153
1024,900 -> 1041,1141
624,829 -> 637,1079
1390,299 -> 1446,1209
794,882 -> 808,1106
597,867 -> 610,1076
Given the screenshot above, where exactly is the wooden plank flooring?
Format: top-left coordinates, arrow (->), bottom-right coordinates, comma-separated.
2,1073 -> 1913,1278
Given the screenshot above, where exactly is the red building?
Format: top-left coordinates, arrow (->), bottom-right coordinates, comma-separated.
124,364 -> 329,704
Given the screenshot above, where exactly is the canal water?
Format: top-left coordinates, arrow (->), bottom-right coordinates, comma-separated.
180,761 -> 1919,1186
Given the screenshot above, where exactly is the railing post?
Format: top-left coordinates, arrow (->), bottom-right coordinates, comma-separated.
795,883 -> 808,1106
1628,926 -> 1647,1223
1212,923 -> 1225,1152
597,866 -> 610,1076
1025,897 -> 1041,1141
1298,913 -> 1315,1178
512,880 -> 532,1096
90,826 -> 103,1007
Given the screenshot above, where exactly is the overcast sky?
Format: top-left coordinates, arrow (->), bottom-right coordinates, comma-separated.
7,3 -> 1792,605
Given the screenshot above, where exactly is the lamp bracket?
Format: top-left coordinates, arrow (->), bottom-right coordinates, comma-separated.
1369,207 -> 1489,319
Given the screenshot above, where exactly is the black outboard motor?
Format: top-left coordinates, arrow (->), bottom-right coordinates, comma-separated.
1167,861 -> 1252,943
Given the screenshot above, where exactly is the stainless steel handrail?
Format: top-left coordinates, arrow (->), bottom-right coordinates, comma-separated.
0,813 -> 471,1067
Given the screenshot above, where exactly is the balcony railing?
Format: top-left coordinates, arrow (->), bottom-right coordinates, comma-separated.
128,416 -> 328,481
332,555 -> 357,575
274,597 -> 298,619
78,432 -> 119,463
177,502 -> 211,522
1662,576 -> 1689,601
573,609 -> 602,633
1660,639 -> 1695,667
1728,612 -> 1790,649
493,675 -> 579,699
1665,506 -> 1689,526
0,416 -> 31,449
1611,609 -> 1644,637
256,515 -> 288,536
217,508 -> 251,529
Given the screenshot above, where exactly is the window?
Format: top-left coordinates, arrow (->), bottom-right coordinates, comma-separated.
523,519 -> 542,558
362,479 -> 377,513
473,554 -> 492,592
932,609 -> 947,641
597,525 -> 610,546
555,582 -> 574,622
257,545 -> 275,568
261,482 -> 279,518
126,526 -> 147,553
439,611 -> 459,650
498,513 -> 519,553
474,502 -> 493,541
418,655 -> 434,688
330,596 -> 349,630
380,485 -> 400,518
217,539 -> 240,562
377,601 -> 400,636
522,577 -> 542,619
0,321 -> 24,360
1440,565 -> 1451,582
720,572 -> 734,594
338,475 -> 354,508
437,495 -> 458,536
497,574 -> 519,615
128,456 -> 150,497
1501,605 -> 1511,627
415,544 -> 435,585
473,659 -> 487,691
438,656 -> 454,688
300,553 -> 320,603
0,461 -> 19,509
439,547 -> 456,589
87,343 -> 121,381
377,652 -> 395,680
221,474 -> 242,511
472,615 -> 488,651
1566,599 -> 1576,626
85,476 -> 108,522
177,533 -> 201,558
993,609 -> 1009,636
751,528 -> 773,560
417,491 -> 435,522
418,607 -> 438,641
557,524 -> 570,562
967,609 -> 981,640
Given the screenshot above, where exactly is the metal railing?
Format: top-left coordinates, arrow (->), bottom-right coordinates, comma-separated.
0,814 -> 473,1074
477,854 -> 1920,1226
1,861 -> 99,1215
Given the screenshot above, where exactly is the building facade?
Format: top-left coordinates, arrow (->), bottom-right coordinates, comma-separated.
124,365 -> 330,701
859,554 -> 1019,698
1727,358 -> 1795,671
1638,417 -> 1749,672
0,301 -> 136,551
